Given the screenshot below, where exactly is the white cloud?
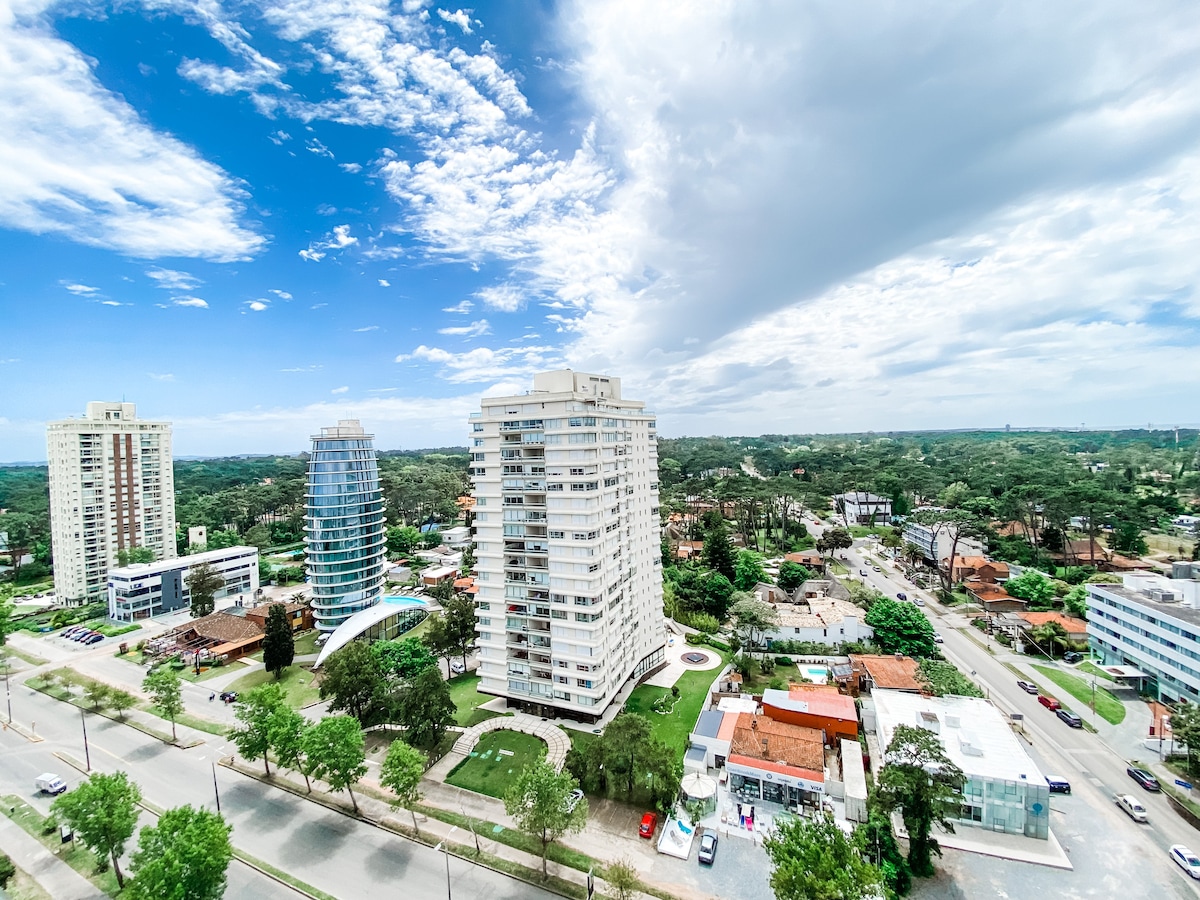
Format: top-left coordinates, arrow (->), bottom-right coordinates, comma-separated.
306,138 -> 334,159
269,289 -> 292,300
340,162 -> 363,173
378,278 -> 391,287
437,318 -> 491,337
62,282 -> 98,295
395,343 -> 563,382
437,8 -> 473,34
246,300 -> 269,311
331,385 -> 349,394
353,325 -> 380,332
299,224 -> 358,261
268,130 -> 291,145
99,300 -> 127,307
146,267 -> 201,291
0,6 -> 264,260
280,364 -> 322,372
148,372 -> 175,381
474,283 -> 524,312
172,296 -> 209,308
442,299 -> 473,314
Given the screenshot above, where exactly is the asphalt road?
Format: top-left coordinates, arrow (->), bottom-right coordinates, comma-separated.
844,538 -> 1200,897
1,681 -> 556,900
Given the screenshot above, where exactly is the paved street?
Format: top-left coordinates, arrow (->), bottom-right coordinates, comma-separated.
840,534 -> 1200,898
0,679 -> 557,900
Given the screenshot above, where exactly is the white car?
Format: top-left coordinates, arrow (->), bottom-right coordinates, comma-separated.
449,661 -> 466,674
933,633 -> 944,644
1170,845 -> 1200,879
1116,794 -> 1148,823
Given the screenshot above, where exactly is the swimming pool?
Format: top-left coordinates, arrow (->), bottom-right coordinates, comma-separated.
801,665 -> 830,684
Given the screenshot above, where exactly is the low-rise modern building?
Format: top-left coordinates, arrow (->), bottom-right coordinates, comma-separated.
1087,573 -> 1200,705
873,689 -> 1050,840
107,546 -> 259,623
762,684 -> 858,745
903,513 -> 986,565
314,595 -> 430,667
834,492 -> 892,525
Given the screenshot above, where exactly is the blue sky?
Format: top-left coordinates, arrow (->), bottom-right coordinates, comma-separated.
2,1 -> 1200,461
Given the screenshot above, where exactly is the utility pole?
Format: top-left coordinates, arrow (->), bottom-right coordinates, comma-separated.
1,654 -> 11,724
80,707 -> 91,772
212,762 -> 221,814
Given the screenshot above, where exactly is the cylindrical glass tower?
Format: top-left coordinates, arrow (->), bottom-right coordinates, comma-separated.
305,419 -> 386,632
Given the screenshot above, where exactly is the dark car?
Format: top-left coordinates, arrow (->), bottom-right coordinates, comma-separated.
219,691 -> 239,703
639,812 -> 657,839
1056,709 -> 1083,728
698,832 -> 718,865
1045,775 -> 1071,794
83,633 -> 104,645
1128,767 -> 1161,792
1063,651 -> 1084,664
1017,680 -> 1039,695
897,592 -> 907,602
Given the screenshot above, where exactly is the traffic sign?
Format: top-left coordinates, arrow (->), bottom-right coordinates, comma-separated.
1176,779 -> 1193,790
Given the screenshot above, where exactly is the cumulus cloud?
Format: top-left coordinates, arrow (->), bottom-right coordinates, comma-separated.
299,224 -> 357,261
306,138 -> 334,159
245,299 -> 269,311
378,279 -> 390,287
340,162 -> 362,173
0,4 -> 264,260
474,283 -> 524,312
353,325 -> 380,332
269,289 -> 292,300
437,318 -> 491,337
330,385 -> 349,394
437,8 -> 473,34
395,343 -> 563,382
442,299 -> 473,314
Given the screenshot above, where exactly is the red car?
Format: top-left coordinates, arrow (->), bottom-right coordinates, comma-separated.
1038,695 -> 1061,711
639,812 -> 658,839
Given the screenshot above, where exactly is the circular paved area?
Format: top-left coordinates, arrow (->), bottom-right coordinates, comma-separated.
681,651 -> 712,666
449,713 -> 571,772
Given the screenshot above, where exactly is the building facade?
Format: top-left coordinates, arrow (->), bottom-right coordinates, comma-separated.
304,420 -> 387,632
47,402 -> 176,606
1087,573 -> 1200,705
107,546 -> 259,623
902,514 -> 986,565
470,370 -> 666,722
834,492 -> 892,525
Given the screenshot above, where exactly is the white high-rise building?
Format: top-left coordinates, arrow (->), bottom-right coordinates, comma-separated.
47,402 -> 176,606
470,370 -> 666,723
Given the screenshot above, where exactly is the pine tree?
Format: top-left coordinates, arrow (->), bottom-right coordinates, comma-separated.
262,603 -> 295,679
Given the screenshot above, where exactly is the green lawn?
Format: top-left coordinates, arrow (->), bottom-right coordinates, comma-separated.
447,673 -> 503,727
625,653 -> 729,754
445,730 -> 547,798
1,795 -> 122,897
1077,661 -> 1114,681
226,664 -> 322,709
1032,664 -> 1125,725
293,630 -> 321,657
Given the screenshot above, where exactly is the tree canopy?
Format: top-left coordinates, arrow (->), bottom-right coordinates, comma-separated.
262,603 -> 295,678
127,805 -> 232,900
503,760 -> 588,878
52,771 -> 141,888
765,813 -> 884,900
864,598 -> 937,658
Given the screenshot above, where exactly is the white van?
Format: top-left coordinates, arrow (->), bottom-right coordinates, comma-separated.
36,773 -> 67,795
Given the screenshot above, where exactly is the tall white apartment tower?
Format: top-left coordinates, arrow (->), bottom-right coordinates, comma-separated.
47,402 -> 176,606
470,370 -> 666,723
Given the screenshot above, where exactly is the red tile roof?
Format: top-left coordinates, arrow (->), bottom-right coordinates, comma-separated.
850,654 -> 923,692
1018,611 -> 1087,633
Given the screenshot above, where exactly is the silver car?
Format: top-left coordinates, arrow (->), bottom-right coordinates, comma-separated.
1116,794 -> 1148,823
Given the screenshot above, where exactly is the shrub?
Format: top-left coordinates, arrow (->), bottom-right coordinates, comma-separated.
768,677 -> 787,691
759,657 -> 777,675
775,656 -> 794,667
0,852 -> 15,888
685,633 -> 704,646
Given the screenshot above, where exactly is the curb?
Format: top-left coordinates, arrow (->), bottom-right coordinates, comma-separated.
0,714 -> 43,743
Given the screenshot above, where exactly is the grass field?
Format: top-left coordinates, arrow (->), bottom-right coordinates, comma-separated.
445,730 -> 547,798
1,794 -> 122,897
1078,661 -> 1115,682
625,652 -> 728,754
446,673 -> 503,727
226,664 -> 322,709
1032,664 -> 1125,725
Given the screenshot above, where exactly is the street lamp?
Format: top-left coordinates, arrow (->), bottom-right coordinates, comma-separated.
434,826 -> 458,900
80,707 -> 91,772
1,653 -> 11,724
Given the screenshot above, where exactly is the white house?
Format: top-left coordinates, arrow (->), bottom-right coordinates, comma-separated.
834,492 -> 892,525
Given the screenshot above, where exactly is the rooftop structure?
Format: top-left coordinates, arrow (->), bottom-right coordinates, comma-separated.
314,595 -> 430,667
762,684 -> 858,745
834,492 -> 893,525
107,545 -> 258,623
849,653 -> 924,693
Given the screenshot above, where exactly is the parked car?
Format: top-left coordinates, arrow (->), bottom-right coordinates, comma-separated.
1063,651 -> 1084,664
1016,680 -> 1039,695
639,812 -> 658,839
565,789 -> 584,812
873,566 -> 882,572
1128,767 -> 1161,792
1045,775 -> 1071,794
1170,845 -> 1200,879
219,691 -> 239,703
61,626 -> 84,639
933,633 -> 944,644
449,661 -> 466,675
914,598 -> 925,607
1116,794 -> 1149,822
83,633 -> 104,645
35,773 -> 67,795
1056,709 -> 1083,728
896,592 -> 907,602
698,832 -> 718,865
1037,695 -> 1061,710
859,570 -> 868,577
69,630 -> 90,641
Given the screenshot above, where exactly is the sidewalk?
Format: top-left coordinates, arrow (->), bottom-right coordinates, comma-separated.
0,815 -> 106,900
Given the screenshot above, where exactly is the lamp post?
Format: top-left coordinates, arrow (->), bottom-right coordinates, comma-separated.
1,654 -> 11,724
434,826 -> 458,900
79,707 -> 91,772
212,762 -> 221,814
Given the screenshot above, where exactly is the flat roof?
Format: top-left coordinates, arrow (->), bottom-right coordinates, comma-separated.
108,546 -> 258,580
1088,581 -> 1200,629
693,709 -> 724,739
873,689 -> 1045,784
762,685 -> 857,722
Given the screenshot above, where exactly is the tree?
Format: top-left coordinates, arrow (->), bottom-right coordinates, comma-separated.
728,593 -> 780,656
262,603 -> 295,679
604,858 -> 640,900
396,666 -> 456,747
602,712 -> 654,798
764,812 -> 884,900
440,592 -> 478,672
734,550 -> 768,591
386,525 -> 422,556
503,760 -> 587,878
916,659 -> 983,698
1063,585 -> 1088,619
875,724 -> 965,876
317,641 -> 388,724
302,715 -> 368,814
853,809 -> 911,897
864,598 -> 937,658
1111,520 -> 1149,556
461,542 -> 476,572
700,518 -> 736,582
143,668 -> 184,740
910,508 -> 987,595
185,563 -> 223,618
777,561 -> 810,594
51,771 -> 141,888
1171,702 -> 1200,777
372,636 -> 437,683
816,525 -> 853,561
109,689 -> 137,720
0,512 -> 39,581
698,571 -> 735,621
1004,571 -> 1056,607
1029,621 -> 1070,658
127,805 -> 232,900
268,706 -> 312,790
232,683 -> 286,775
116,546 -> 155,566
84,680 -> 111,711
380,739 -> 427,835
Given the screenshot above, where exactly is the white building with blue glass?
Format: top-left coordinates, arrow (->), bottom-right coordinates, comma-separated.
304,420 -> 387,632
